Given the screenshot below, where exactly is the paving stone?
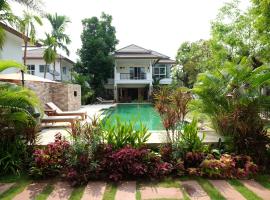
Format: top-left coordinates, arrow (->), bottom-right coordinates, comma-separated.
182,180 -> 210,200
115,181 -> 136,200
140,186 -> 183,200
13,182 -> 47,200
47,181 -> 73,200
81,181 -> 106,200
0,183 -> 14,194
241,180 -> 270,200
210,180 -> 245,200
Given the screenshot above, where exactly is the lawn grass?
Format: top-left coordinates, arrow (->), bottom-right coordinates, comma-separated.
0,175 -> 31,200
69,185 -> 86,200
35,184 -> 54,200
255,174 -> 270,189
102,183 -> 117,200
228,179 -> 262,200
196,178 -> 226,200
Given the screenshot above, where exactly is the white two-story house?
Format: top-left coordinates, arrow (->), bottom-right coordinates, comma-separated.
25,48 -> 74,82
111,44 -> 175,102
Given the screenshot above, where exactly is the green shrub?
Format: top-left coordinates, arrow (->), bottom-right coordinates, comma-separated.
101,116 -> 151,149
173,119 -> 208,159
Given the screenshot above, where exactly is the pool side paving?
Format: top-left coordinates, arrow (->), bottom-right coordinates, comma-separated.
38,104 -> 222,145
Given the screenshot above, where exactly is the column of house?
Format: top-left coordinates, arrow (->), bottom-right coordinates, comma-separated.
148,60 -> 153,100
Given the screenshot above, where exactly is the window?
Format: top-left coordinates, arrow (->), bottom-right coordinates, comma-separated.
27,65 -> 35,75
153,64 -> 166,78
39,65 -> 50,73
62,67 -> 67,75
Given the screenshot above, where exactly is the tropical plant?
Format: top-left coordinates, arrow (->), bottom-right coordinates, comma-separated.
192,60 -> 270,165
41,33 -> 56,78
46,13 -> 71,80
101,116 -> 150,149
71,72 -> 95,104
0,61 -> 41,175
18,10 -> 43,65
154,86 -> 192,143
173,119 -> 207,160
30,133 -> 71,178
0,0 -> 43,49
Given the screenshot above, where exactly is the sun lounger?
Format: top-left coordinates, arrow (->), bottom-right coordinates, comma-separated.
46,102 -> 87,120
41,114 -> 79,128
96,97 -> 114,104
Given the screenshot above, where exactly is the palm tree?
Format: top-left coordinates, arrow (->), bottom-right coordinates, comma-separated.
192,60 -> 270,164
0,0 -> 43,49
41,33 -> 56,78
19,10 -> 43,65
0,60 -> 41,127
46,13 -> 71,80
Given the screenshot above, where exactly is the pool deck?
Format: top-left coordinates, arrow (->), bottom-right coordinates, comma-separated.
38,104 -> 222,145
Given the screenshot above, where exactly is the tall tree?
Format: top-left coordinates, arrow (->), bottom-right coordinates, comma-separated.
41,33 -> 56,78
0,0 -> 43,49
78,12 -> 118,97
46,13 -> 71,80
175,40 -> 212,88
19,10 -> 43,65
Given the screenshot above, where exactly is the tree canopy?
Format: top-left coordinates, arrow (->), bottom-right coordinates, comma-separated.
77,12 -> 118,97
175,0 -> 270,87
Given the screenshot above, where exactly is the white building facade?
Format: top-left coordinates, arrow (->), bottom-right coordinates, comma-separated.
109,44 -> 175,102
25,48 -> 74,82
0,22 -> 24,73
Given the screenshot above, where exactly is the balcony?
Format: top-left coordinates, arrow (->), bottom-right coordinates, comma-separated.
120,73 -> 146,80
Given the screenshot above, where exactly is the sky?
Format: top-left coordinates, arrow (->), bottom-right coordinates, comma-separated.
12,0 -> 250,61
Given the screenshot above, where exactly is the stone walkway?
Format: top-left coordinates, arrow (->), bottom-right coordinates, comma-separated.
182,180 -> 210,200
115,181 -> 136,200
210,180 -> 246,200
140,186 -> 183,200
241,180 -> 270,200
0,183 -> 14,194
0,179 -> 270,199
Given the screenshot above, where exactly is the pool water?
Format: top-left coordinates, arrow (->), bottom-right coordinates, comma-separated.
105,104 -> 164,130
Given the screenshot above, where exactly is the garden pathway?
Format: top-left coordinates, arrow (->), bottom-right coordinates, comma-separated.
0,183 -> 14,194
1,179 -> 270,199
47,181 -> 73,200
140,186 -> 183,200
13,182 -> 47,200
115,181 -> 136,200
241,180 -> 270,200
81,181 -> 106,200
210,180 -> 246,200
182,180 -> 210,200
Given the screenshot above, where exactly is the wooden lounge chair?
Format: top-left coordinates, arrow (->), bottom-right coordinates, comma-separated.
96,97 -> 114,104
41,114 -> 79,128
46,102 -> 87,120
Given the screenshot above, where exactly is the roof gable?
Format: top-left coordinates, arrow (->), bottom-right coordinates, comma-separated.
116,44 -> 151,54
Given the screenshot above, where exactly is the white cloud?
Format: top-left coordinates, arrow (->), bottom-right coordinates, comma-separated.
11,0 -> 250,61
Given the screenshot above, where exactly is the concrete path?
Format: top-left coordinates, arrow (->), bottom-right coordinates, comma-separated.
182,180 -> 210,200
115,181 -> 136,200
140,186 -> 183,200
13,182 -> 47,200
210,180 -> 245,200
0,183 -> 14,194
81,181 -> 106,200
47,181 -> 73,200
241,180 -> 270,200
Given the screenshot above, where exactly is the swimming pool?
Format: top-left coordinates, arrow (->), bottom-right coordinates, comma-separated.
104,104 -> 164,130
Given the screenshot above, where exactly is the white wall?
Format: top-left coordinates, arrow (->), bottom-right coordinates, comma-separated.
25,58 -> 73,81
0,31 -> 23,73
115,59 -> 152,84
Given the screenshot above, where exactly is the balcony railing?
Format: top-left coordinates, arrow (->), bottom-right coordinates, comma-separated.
120,73 -> 146,80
